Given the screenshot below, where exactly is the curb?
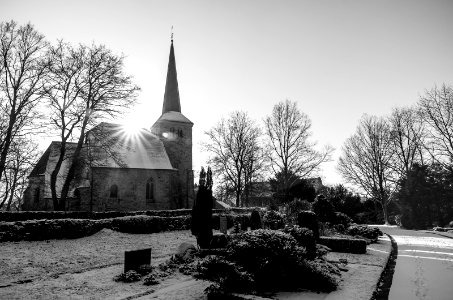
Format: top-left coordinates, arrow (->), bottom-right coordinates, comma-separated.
422,231 -> 453,239
370,234 -> 398,300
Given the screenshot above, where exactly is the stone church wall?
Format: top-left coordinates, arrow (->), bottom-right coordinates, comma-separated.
152,120 -> 194,208
89,167 -> 178,211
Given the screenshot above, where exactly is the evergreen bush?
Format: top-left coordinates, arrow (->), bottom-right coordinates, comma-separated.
346,225 -> 383,243
249,210 -> 262,230
297,211 -> 319,240
282,225 -> 316,259
197,229 -> 338,294
263,210 -> 285,230
191,167 -> 214,248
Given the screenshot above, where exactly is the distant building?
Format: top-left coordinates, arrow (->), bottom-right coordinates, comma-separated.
23,40 -> 194,211
242,177 -> 324,207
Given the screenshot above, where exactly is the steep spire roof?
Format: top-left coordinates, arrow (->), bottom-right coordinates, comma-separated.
162,39 -> 181,114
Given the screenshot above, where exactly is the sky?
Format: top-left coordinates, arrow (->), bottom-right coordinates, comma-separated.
1,0 -> 453,186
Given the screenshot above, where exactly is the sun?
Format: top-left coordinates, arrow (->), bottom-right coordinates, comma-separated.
120,121 -> 144,139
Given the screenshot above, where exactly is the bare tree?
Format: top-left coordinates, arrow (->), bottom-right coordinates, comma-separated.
44,42 -> 140,210
388,106 -> 427,178
44,41 -> 85,209
264,100 -> 333,201
418,84 -> 453,165
338,115 -> 396,224
204,111 -> 263,206
0,21 -> 49,182
0,138 -> 39,210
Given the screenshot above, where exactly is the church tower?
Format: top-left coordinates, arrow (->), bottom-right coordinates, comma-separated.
151,38 -> 194,208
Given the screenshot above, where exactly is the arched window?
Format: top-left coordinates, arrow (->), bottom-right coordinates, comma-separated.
110,184 -> 118,198
146,178 -> 154,201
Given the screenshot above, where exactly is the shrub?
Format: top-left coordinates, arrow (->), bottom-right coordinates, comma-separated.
333,212 -> 353,227
196,256 -> 254,293
312,195 -> 336,223
191,167 -> 214,248
143,273 -> 159,285
0,215 -> 191,242
113,270 -> 141,282
263,210 -> 285,230
318,236 -> 367,254
197,230 -> 338,294
249,210 -> 262,230
282,225 -> 316,259
346,225 -> 383,243
448,221 -> 453,228
283,199 -> 312,225
297,211 -> 319,240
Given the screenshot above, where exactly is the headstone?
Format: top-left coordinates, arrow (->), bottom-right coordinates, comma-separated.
124,248 -> 151,273
220,215 -> 228,234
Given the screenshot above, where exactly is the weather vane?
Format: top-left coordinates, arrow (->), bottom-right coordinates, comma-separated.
171,26 -> 174,42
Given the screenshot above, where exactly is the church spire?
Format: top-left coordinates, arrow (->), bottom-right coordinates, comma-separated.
162,36 -> 181,114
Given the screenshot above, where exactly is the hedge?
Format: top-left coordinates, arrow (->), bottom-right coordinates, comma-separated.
318,236 -> 367,254
0,213 -> 254,242
0,207 -> 261,222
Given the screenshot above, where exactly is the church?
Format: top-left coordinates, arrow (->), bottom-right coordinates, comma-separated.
23,40 -> 195,211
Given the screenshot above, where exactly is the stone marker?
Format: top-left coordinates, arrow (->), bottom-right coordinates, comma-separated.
220,215 -> 228,234
124,248 -> 151,273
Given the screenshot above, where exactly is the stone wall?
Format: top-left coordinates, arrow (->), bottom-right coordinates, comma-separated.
88,167 -> 178,211
151,119 -> 194,208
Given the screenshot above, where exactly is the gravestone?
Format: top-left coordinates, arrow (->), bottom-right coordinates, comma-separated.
220,215 -> 228,234
124,248 -> 151,273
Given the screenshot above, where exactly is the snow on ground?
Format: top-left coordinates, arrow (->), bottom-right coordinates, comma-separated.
379,227 -> 453,300
0,229 -> 392,300
275,235 -> 392,300
0,229 -> 198,299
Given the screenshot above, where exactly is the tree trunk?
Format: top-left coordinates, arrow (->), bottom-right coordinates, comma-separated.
381,201 -> 390,225
60,120 -> 88,210
0,113 -> 16,182
51,142 -> 67,210
6,170 -> 19,211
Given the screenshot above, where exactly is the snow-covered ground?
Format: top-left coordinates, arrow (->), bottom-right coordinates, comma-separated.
0,229 -> 201,299
0,229 -> 392,299
379,227 -> 453,300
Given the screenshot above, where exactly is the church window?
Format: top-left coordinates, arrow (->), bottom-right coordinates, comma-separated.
170,127 -> 175,133
177,129 -> 184,138
110,184 -> 118,198
146,178 -> 154,202
34,188 -> 40,203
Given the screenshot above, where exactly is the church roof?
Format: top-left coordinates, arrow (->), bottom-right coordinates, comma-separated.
155,111 -> 193,125
162,40 -> 181,114
88,123 -> 175,170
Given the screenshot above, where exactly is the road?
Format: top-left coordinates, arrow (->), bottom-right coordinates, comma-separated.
379,226 -> 453,300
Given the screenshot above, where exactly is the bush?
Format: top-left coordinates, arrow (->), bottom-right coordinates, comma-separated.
449,221 -> 453,228
346,225 -> 383,243
113,270 -> 141,282
0,215 -> 191,242
143,273 -> 159,285
197,230 -> 338,294
191,167 -> 214,249
333,212 -> 353,227
263,210 -> 285,230
312,195 -> 336,223
282,225 -> 316,259
0,213 -> 253,242
249,210 -> 262,230
283,199 -> 312,225
297,211 -> 319,240
318,236 -> 367,254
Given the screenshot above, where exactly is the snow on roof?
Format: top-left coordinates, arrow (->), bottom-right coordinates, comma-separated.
88,123 -> 174,170
155,111 -> 193,124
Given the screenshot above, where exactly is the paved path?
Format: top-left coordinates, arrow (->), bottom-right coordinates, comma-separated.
379,226 -> 453,300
